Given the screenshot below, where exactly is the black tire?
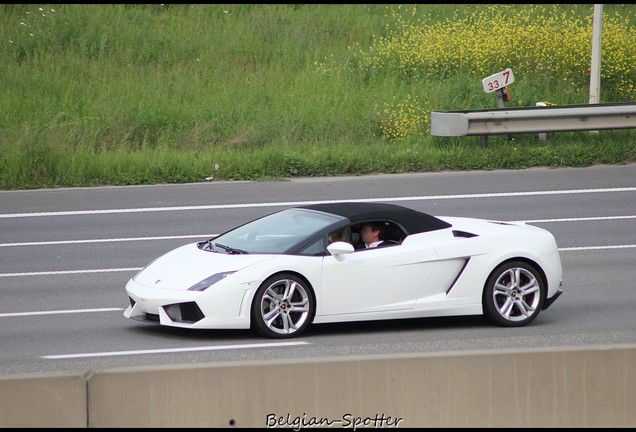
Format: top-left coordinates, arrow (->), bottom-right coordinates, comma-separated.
482,260 -> 545,327
251,273 -> 315,338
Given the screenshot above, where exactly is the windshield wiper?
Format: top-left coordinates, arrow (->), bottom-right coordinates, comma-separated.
214,243 -> 249,255
198,239 -> 220,252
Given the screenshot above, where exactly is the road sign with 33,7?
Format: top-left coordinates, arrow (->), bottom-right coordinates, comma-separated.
482,68 -> 514,93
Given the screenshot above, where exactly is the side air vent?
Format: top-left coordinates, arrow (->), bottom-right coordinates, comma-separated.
446,258 -> 471,295
453,230 -> 478,238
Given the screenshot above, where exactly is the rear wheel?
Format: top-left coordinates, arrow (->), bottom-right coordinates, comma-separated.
483,261 -> 545,327
251,273 -> 315,338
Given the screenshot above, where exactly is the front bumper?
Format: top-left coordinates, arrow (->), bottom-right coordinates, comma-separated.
124,278 -> 252,329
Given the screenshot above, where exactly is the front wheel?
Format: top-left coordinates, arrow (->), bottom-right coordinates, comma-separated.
483,261 -> 545,327
251,273 -> 315,338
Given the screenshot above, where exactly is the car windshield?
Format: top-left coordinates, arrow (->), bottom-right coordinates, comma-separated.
208,208 -> 343,254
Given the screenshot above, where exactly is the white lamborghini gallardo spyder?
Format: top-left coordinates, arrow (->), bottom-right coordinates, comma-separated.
124,202 -> 563,338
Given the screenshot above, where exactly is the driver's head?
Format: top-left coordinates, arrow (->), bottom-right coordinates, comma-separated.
361,222 -> 384,245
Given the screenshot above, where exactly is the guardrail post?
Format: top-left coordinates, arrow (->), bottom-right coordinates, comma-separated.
535,102 -> 548,141
495,88 -> 507,109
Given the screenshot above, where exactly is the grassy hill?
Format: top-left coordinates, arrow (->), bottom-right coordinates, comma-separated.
1,4 -> 634,189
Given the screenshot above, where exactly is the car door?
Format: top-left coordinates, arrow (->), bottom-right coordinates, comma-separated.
320,241 -> 438,316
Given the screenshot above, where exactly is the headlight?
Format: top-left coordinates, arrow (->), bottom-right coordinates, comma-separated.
188,271 -> 236,291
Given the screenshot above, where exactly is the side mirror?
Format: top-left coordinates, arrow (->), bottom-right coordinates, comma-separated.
327,241 -> 354,256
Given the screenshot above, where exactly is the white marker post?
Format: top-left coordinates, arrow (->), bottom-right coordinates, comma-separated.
589,4 -> 603,105
481,68 -> 515,144
589,4 -> 603,134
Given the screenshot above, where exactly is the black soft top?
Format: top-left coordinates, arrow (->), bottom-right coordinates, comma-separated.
298,202 -> 452,235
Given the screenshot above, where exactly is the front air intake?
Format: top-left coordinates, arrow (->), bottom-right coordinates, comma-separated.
145,313 -> 160,322
163,302 -> 205,323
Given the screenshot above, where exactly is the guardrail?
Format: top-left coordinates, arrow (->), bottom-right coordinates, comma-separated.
430,101 -> 636,144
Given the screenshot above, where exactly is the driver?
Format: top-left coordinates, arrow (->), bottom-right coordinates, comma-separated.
360,222 -> 392,248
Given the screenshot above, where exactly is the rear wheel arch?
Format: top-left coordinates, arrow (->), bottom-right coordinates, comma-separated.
487,257 -> 548,293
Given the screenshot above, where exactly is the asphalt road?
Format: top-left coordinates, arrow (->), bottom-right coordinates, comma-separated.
1,164 -> 635,376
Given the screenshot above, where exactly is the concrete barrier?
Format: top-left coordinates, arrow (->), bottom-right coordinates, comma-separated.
2,344 -> 635,427
0,372 -> 87,427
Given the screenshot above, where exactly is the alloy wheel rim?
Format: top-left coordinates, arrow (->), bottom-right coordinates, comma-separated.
492,267 -> 541,321
260,279 -> 310,334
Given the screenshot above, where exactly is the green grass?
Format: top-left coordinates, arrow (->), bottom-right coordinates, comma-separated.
0,4 -> 634,189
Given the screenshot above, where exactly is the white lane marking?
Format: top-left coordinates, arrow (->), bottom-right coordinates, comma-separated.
558,245 -> 636,251
2,187 -> 635,218
1,215 -> 634,248
0,268 -> 142,277
0,234 -> 216,247
517,215 -> 636,223
0,308 -> 123,317
41,341 -> 310,359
